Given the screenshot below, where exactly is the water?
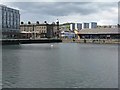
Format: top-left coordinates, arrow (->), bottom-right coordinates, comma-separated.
2,43 -> 118,88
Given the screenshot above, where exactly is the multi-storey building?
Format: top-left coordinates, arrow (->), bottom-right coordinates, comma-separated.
20,22 -> 59,39
0,5 -> 20,39
20,23 -> 47,39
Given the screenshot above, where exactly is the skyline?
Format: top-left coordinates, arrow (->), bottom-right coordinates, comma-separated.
0,1 -> 118,25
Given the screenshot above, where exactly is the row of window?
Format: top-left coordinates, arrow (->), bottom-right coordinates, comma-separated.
2,15 -> 20,21
20,27 -> 46,30
2,21 -> 19,25
2,7 -> 19,14
2,22 -> 19,28
21,29 -> 46,33
36,26 -> 46,29
2,25 -> 19,29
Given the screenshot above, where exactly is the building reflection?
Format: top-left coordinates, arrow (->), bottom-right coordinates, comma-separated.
2,45 -> 21,88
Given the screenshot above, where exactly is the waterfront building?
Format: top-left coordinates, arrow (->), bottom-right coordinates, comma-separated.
78,27 -> 120,39
20,21 -> 58,39
90,22 -> 97,29
82,23 -> 89,29
0,5 -> 20,39
20,23 -> 47,39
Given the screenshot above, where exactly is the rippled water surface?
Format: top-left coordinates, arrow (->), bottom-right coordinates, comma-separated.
2,43 -> 118,88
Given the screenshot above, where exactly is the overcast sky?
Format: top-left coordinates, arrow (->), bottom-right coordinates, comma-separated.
0,0 -> 119,25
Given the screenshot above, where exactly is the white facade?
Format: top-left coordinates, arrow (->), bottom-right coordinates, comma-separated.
63,22 -> 98,31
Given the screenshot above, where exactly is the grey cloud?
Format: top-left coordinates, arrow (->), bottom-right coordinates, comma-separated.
6,2 -> 117,17
4,2 -> 118,24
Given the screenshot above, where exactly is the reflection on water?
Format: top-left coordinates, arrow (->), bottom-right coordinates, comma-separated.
2,45 -> 21,88
2,43 -> 118,88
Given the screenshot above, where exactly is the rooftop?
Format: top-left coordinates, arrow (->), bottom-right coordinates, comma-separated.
78,28 -> 119,34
